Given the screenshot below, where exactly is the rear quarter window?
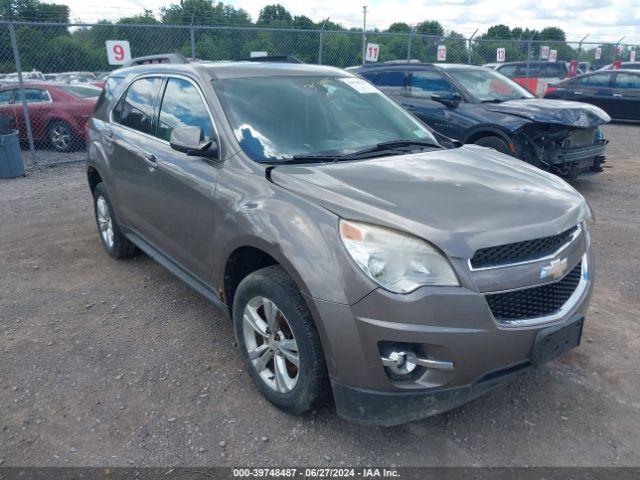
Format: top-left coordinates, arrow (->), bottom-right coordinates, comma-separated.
94,76 -> 125,114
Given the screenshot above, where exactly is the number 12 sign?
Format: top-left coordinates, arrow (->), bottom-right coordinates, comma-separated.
106,40 -> 131,65
365,43 -> 380,62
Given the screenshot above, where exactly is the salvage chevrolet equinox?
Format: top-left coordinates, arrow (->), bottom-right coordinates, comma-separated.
87,57 -> 594,425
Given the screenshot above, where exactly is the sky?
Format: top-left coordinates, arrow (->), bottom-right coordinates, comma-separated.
60,0 -> 640,44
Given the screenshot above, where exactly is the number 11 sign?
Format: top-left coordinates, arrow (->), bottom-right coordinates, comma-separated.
106,40 -> 131,65
365,43 -> 380,62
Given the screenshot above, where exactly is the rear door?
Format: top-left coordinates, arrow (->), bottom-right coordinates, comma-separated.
571,72 -> 615,112
107,76 -> 164,237
609,72 -> 640,120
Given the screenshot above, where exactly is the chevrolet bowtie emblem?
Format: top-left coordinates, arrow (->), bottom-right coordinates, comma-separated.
540,258 -> 568,280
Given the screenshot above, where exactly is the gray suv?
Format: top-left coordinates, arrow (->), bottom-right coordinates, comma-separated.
87,58 -> 594,426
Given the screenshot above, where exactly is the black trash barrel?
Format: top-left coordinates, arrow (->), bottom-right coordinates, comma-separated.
0,130 -> 25,179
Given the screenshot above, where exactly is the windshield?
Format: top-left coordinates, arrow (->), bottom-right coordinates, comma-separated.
448,68 -> 534,102
212,75 -> 438,162
62,85 -> 101,98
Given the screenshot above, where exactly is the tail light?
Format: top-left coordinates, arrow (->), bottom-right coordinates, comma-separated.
543,86 -> 558,97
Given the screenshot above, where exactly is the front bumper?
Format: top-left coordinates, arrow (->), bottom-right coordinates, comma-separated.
308,251 -> 593,426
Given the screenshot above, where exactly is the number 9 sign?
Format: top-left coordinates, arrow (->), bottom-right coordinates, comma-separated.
106,40 -> 131,65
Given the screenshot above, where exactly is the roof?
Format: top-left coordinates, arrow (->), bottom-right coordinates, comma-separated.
113,61 -> 349,80
355,62 -> 486,71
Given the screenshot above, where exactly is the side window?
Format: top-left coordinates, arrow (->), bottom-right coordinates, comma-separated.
580,73 -> 611,87
371,71 -> 405,87
114,77 -> 162,135
0,89 -> 12,105
409,71 -> 452,98
156,78 -> 214,143
15,88 -> 49,103
497,65 -> 517,77
95,76 -> 125,112
614,73 -> 640,89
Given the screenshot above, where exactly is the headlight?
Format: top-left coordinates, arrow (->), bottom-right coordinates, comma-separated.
339,220 -> 459,293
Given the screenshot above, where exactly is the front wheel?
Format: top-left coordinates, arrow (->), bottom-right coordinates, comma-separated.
233,265 -> 330,414
474,136 -> 512,156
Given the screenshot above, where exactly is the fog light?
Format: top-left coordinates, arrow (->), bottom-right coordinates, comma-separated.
381,350 -> 418,375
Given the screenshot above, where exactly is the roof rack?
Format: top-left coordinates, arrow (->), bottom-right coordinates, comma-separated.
242,55 -> 304,64
124,53 -> 189,68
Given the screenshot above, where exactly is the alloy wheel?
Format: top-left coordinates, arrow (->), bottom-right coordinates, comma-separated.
96,196 -> 114,249
50,124 -> 72,151
242,296 -> 299,393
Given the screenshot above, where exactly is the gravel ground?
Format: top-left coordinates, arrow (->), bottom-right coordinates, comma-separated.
0,124 -> 639,467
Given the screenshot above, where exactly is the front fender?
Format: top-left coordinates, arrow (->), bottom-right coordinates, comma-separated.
212,163 -> 377,306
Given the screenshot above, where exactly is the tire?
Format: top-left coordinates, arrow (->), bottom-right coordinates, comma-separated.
48,120 -> 76,152
233,265 -> 330,414
474,136 -> 512,156
92,182 -> 136,259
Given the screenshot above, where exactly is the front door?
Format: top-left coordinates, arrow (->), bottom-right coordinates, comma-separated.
141,76 -> 220,283
405,70 -> 470,140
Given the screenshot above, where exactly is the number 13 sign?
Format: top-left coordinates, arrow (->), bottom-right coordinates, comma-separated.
106,40 -> 131,65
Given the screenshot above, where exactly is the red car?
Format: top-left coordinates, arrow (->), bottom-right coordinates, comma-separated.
0,82 -> 100,152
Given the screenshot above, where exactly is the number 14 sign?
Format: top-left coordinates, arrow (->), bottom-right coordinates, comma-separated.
106,40 -> 131,65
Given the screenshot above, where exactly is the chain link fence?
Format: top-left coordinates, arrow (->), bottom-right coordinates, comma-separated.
0,20 -> 637,169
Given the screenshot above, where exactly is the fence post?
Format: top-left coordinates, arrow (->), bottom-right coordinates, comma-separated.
526,38 -> 532,80
467,29 -> 478,64
190,25 -> 196,59
407,28 -> 414,61
318,30 -> 324,65
8,23 -> 37,167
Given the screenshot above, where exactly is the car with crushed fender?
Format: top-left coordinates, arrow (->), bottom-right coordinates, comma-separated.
86,57 -> 595,425
356,62 -> 610,177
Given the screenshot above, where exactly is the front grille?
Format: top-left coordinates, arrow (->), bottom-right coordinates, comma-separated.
566,128 -> 596,149
470,226 -> 578,269
485,261 -> 582,321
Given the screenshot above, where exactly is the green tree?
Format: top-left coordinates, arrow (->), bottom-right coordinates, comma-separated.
257,4 -> 292,27
415,20 -> 444,37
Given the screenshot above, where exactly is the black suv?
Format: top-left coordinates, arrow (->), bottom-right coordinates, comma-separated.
356,62 -> 610,177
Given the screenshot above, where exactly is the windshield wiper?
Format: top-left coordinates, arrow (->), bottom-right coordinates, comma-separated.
279,140 -> 442,164
481,98 -> 504,103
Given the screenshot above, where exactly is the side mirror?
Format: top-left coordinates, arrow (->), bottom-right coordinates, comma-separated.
170,126 -> 218,160
431,92 -> 462,108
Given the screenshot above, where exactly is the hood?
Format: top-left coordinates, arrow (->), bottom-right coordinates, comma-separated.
483,98 -> 610,127
270,146 -> 589,258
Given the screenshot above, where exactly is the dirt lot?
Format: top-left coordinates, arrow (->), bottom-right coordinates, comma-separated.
1,124 -> 639,467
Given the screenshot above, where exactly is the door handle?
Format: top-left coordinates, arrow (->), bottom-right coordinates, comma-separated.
612,93 -> 623,97
402,104 -> 416,111
143,153 -> 158,169
573,91 -> 584,95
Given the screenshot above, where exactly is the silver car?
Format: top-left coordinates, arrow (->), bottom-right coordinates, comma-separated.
86,57 -> 594,425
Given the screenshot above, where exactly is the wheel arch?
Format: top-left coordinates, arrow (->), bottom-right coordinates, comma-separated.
221,240 -> 314,316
